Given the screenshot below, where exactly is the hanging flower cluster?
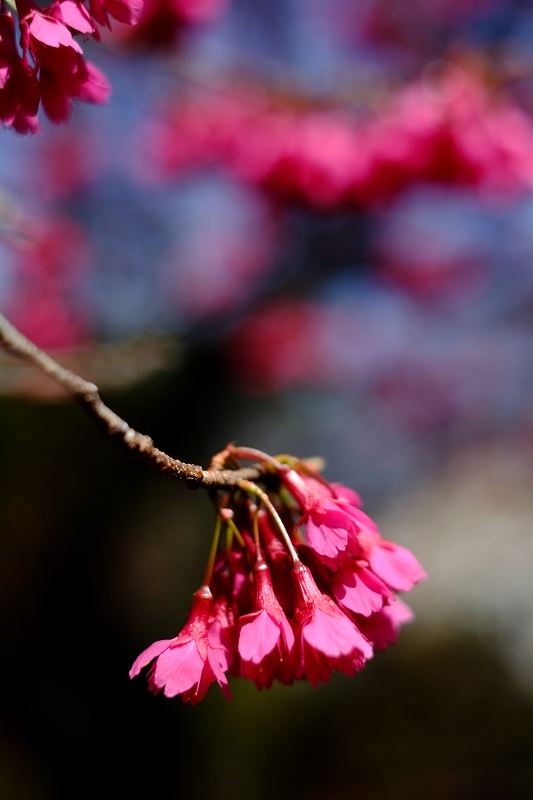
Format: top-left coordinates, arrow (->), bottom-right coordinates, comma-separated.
130,446 -> 426,703
0,0 -> 142,133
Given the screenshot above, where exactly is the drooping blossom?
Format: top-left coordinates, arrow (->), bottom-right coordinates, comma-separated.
291,562 -> 373,687
283,468 -> 355,559
129,585 -> 232,703
131,444 -> 425,702
332,562 -> 391,617
334,489 -> 426,592
89,0 -> 143,27
327,482 -> 427,593
356,597 -> 415,650
0,0 -> 140,133
238,556 -> 295,689
0,11 -> 39,134
367,539 -> 427,592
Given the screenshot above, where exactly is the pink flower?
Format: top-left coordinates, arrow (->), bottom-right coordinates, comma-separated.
19,0 -> 83,52
60,0 -> 96,34
368,539 -> 427,592
209,594 -> 237,670
283,469 -> 355,559
17,0 -> 111,124
0,11 -> 40,134
337,496 -> 426,592
335,499 -> 382,558
356,597 -> 414,650
129,585 -> 232,704
331,483 -> 362,507
39,46 -> 110,124
238,557 -> 296,689
129,447 -> 425,702
89,0 -> 143,27
332,562 -> 391,616
291,562 -> 372,687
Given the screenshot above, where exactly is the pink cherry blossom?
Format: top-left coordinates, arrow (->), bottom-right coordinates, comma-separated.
17,0 -> 82,50
129,450 -> 425,702
331,483 -> 362,507
291,562 -> 372,687
238,557 -> 295,689
332,562 -> 391,617
129,585 -> 232,704
368,539 -> 427,592
0,11 -> 40,134
15,0 -> 111,125
0,0 -> 143,134
209,594 -> 237,668
39,45 -> 110,124
60,0 -> 96,35
356,597 -> 415,650
283,469 -> 355,559
89,0 -> 143,27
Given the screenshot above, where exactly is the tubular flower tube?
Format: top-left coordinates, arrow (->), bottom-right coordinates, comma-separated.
291,562 -> 373,687
238,556 -> 296,689
129,585 -> 232,704
130,445 -> 426,702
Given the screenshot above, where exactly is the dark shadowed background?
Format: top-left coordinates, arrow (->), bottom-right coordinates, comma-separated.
1,0 -> 532,797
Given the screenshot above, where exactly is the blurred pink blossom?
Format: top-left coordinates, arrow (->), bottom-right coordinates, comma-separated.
139,68 -> 533,208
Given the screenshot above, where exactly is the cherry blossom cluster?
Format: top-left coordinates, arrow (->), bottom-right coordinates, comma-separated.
139,68 -> 533,208
0,0 -> 142,134
130,447 -> 426,703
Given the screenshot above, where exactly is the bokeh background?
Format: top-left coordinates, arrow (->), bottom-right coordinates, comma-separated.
1,0 -> 532,797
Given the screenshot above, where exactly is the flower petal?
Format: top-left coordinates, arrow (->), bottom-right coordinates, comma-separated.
305,516 -> 347,558
206,649 -> 232,700
303,607 -> 372,659
29,15 -> 81,51
60,0 -> 95,33
153,639 -> 205,697
369,542 -> 426,591
128,638 -> 172,678
333,565 -> 386,616
239,609 -> 281,664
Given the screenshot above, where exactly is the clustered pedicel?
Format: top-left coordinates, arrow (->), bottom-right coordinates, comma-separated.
130,446 -> 426,704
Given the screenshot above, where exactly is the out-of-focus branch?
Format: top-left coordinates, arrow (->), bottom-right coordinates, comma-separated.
0,311 -> 265,488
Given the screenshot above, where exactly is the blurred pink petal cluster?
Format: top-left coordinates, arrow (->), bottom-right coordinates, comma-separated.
225,296 -> 526,431
138,67 -> 533,208
0,0 -> 142,133
3,216 -> 93,348
130,450 -> 425,702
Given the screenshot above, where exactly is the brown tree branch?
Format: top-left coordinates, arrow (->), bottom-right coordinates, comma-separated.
0,311 -> 265,488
